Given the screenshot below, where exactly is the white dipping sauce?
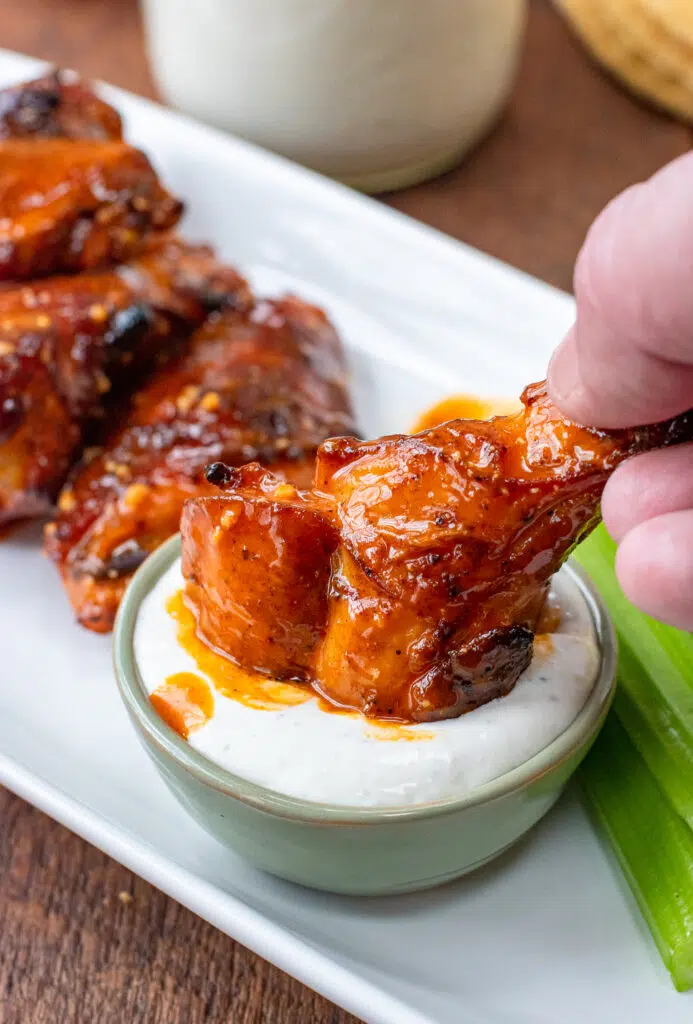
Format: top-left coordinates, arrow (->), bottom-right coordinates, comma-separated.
135,559 -> 600,808
141,0 -> 526,192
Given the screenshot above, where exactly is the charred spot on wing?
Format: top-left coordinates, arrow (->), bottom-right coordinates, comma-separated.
91,539 -> 149,580
451,625 -> 534,693
624,408 -> 693,453
105,303 -> 157,352
170,260 -> 251,316
662,408 -> 693,447
0,393 -> 23,441
205,461 -> 237,489
0,84 -> 61,136
198,287 -> 246,313
268,409 -> 290,437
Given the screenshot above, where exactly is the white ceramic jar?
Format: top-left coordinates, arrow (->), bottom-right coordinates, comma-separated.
142,0 -> 526,193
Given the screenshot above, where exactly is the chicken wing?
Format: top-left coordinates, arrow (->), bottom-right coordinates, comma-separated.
0,238 -> 250,524
0,69 -> 122,141
180,382 -> 693,722
46,296 -> 356,633
0,139 -> 182,280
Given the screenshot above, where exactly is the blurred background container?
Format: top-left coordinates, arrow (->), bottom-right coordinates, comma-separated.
141,0 -> 527,193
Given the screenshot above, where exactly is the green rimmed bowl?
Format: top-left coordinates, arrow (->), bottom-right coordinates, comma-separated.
113,535 -> 617,896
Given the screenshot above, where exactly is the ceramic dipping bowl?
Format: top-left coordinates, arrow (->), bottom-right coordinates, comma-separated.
113,535 -> 616,896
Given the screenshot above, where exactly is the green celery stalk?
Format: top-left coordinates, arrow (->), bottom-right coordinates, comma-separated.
612,639 -> 693,828
576,524 -> 693,842
580,714 -> 693,991
575,527 -> 693,746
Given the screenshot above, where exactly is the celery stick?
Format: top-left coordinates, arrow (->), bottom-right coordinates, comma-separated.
580,714 -> 693,991
576,524 -> 693,826
644,618 -> 693,691
575,527 -> 693,743
612,640 -> 693,828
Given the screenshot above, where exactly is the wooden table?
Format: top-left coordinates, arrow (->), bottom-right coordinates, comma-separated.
0,2 -> 690,1022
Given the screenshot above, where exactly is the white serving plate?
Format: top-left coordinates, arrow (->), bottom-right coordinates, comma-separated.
0,47 -> 690,1024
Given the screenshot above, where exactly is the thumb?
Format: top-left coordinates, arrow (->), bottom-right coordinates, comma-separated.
548,151 -> 693,429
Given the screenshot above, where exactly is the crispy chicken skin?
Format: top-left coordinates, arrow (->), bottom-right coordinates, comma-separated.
181,382 -> 693,723
0,70 -> 123,141
46,297 -> 356,633
183,464 -> 340,681
0,238 -> 251,524
0,140 -> 182,280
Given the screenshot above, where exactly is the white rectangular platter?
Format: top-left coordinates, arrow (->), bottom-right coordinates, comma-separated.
1,47 -> 690,1024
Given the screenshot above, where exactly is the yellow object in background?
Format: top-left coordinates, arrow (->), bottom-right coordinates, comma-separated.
555,0 -> 693,121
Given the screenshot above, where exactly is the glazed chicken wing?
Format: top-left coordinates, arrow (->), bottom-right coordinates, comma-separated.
0,238 -> 250,524
46,297 -> 356,632
180,382 -> 693,722
0,139 -> 182,280
0,69 -> 122,141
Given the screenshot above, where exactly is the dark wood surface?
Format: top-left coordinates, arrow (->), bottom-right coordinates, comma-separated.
0,2 -> 690,1023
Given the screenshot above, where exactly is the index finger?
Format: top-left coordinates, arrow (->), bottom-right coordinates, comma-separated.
548,151 -> 693,429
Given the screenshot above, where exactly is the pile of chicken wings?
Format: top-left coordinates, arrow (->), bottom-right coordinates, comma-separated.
0,71 -> 355,631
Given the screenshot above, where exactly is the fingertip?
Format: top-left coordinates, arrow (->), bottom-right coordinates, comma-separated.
615,511 -> 693,630
601,453 -> 657,543
601,472 -> 630,545
547,325 -> 602,425
547,327 -> 582,417
602,445 -> 693,544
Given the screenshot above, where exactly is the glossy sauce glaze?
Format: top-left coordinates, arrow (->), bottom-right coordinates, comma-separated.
136,557 -> 600,806
166,589 -> 311,713
180,382 -> 692,724
0,70 -> 124,142
0,139 -> 182,280
46,295 -> 355,633
1,238 -> 249,526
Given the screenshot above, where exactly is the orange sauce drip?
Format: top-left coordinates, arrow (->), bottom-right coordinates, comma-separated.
150,672 -> 214,739
166,590 -> 311,712
533,634 -> 555,656
160,591 -> 435,742
365,721 -> 435,742
411,394 -> 521,433
536,596 -> 562,634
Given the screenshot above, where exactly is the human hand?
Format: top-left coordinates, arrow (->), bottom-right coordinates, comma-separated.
548,152 -> 693,630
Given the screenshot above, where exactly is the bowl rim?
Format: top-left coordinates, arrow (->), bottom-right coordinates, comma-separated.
113,534 -> 617,825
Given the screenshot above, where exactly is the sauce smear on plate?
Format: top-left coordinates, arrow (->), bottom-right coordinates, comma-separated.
410,394 -> 521,432
150,672 -> 214,739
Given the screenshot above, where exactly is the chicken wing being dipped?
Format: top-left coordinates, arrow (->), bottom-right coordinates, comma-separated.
0,69 -> 123,141
0,139 -> 182,281
0,238 -> 251,524
180,381 -> 693,723
46,297 -> 356,633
